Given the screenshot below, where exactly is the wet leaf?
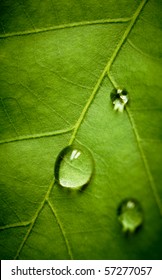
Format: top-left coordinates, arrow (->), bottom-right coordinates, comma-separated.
0,0 -> 162,259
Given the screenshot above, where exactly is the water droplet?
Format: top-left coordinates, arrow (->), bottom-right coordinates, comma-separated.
110,88 -> 128,112
117,198 -> 143,233
54,145 -> 94,189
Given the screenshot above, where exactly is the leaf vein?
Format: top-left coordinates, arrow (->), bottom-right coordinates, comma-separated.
0,17 -> 132,39
107,0 -> 148,75
107,68 -> 162,216
126,108 -> 162,216
128,39 -> 161,62
0,98 -> 19,136
21,84 -> 71,126
48,199 -> 73,260
14,179 -> 54,259
0,126 -> 74,145
0,221 -> 32,230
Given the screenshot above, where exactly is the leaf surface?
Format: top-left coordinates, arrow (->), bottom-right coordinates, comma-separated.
0,0 -> 162,259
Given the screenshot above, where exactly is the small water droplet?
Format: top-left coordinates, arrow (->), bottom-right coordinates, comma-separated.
110,88 -> 128,112
117,198 -> 143,233
54,145 -> 94,189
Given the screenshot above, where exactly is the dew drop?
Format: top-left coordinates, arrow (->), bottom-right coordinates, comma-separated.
110,88 -> 129,112
117,198 -> 143,233
54,145 -> 94,189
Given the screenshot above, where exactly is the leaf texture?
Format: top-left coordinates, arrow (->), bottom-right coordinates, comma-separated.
0,0 -> 162,259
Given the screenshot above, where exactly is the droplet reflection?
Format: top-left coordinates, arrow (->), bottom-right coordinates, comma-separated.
117,198 -> 143,233
110,88 -> 129,112
54,145 -> 94,189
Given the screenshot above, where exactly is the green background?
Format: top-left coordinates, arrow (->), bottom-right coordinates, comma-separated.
0,0 -> 162,259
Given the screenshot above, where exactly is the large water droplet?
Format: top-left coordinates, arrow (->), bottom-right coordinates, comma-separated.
54,145 -> 94,189
110,88 -> 128,112
117,198 -> 143,233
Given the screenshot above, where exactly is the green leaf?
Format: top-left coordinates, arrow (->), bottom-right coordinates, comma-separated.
0,0 -> 162,259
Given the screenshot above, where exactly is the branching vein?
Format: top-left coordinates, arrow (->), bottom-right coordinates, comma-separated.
0,17 -> 131,39
48,199 -> 73,260
6,0 -> 154,260
14,179 -> 54,259
0,221 -> 32,230
0,126 -> 74,145
69,0 -> 148,144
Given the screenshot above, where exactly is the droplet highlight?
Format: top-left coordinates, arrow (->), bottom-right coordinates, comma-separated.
117,198 -> 143,233
54,145 -> 94,189
110,88 -> 128,112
